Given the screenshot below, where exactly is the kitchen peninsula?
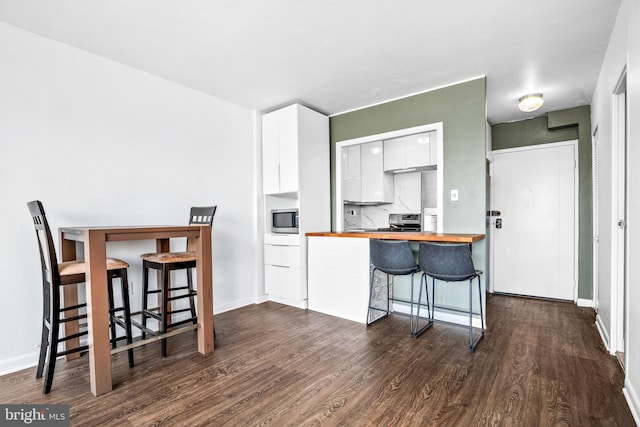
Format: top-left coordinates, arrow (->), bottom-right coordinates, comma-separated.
305,231 -> 485,327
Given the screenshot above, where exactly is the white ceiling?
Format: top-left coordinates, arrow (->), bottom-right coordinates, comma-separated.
0,0 -> 621,124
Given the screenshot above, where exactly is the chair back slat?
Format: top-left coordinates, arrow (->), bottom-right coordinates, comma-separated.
186,206 -> 217,251
188,206 -> 217,226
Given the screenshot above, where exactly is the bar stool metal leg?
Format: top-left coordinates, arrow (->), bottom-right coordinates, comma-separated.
411,273 -> 433,338
469,274 -> 485,351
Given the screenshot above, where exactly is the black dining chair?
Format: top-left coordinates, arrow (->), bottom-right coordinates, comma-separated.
418,242 -> 485,351
367,239 -> 423,335
140,206 -> 216,357
27,200 -> 134,394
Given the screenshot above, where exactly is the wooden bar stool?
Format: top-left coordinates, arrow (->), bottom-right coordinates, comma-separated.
140,206 -> 216,357
27,200 -> 134,394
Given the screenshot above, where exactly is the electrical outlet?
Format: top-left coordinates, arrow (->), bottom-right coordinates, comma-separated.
450,189 -> 459,202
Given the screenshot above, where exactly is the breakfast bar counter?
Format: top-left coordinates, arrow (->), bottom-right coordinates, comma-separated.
305,231 -> 485,325
305,231 -> 485,243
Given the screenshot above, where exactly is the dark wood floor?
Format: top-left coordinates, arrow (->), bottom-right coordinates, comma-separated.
0,294 -> 635,426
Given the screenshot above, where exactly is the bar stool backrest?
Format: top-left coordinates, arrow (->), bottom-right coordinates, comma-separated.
418,242 -> 477,282
188,206 -> 217,226
370,239 -> 418,275
28,200 -> 61,289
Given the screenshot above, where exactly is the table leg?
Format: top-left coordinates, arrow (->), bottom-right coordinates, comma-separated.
84,229 -> 112,396
156,238 -> 170,325
59,234 -> 80,361
195,226 -> 214,354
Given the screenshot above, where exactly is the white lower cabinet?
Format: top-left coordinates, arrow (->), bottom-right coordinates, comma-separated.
265,264 -> 301,300
264,235 -> 306,306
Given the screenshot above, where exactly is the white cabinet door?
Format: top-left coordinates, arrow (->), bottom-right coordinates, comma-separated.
264,244 -> 302,300
341,145 -> 362,202
405,132 -> 431,169
262,105 -> 299,194
264,244 -> 300,268
383,132 -> 433,171
361,141 -> 393,203
278,105 -> 299,194
429,132 -> 437,166
265,264 -> 302,300
383,138 -> 405,171
262,112 -> 281,194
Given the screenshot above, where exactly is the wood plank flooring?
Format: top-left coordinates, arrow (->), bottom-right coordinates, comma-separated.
0,294 -> 635,426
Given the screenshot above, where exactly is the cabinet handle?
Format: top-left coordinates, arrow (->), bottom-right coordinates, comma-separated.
269,264 -> 290,268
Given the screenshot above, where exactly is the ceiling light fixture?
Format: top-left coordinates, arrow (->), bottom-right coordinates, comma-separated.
518,93 -> 544,112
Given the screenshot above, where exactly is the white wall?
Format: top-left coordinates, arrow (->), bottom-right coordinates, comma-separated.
591,0 -> 640,422
0,23 -> 264,374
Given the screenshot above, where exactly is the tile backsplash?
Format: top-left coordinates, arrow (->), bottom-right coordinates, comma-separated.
344,171 -> 422,229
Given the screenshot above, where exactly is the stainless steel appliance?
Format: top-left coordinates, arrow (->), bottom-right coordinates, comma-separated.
271,208 -> 299,234
377,213 -> 422,232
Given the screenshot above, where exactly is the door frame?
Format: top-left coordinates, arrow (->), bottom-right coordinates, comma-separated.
592,126 -> 599,313
610,69 -> 628,358
334,122 -> 444,232
489,140 -> 579,301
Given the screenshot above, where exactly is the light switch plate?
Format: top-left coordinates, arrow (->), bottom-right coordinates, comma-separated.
450,189 -> 459,201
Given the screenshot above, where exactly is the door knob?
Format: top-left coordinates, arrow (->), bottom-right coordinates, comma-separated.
496,218 -> 502,229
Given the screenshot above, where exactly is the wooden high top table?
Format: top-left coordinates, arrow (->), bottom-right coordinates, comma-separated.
59,225 -> 214,396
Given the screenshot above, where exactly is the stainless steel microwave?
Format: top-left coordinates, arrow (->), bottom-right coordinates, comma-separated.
271,208 -> 299,234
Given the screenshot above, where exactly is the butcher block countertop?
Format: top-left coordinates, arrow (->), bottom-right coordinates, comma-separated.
305,231 -> 485,243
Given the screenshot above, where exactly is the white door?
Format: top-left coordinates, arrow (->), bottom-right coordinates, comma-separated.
491,141 -> 577,300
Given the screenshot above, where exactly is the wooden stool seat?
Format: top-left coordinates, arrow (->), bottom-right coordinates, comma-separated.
140,251 -> 195,264
58,258 -> 129,281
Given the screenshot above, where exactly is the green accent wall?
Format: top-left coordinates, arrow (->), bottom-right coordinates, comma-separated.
329,78 -> 488,311
330,78 -> 487,235
491,106 -> 593,300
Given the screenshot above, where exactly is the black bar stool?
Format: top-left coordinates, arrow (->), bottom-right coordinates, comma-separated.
367,239 -> 424,335
417,242 -> 484,351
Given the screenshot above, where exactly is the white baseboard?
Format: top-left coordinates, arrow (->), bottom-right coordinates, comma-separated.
215,296 -> 260,314
0,351 -> 38,377
267,294 -> 308,310
255,294 -> 270,304
624,378 -> 640,426
577,298 -> 594,308
391,302 -> 484,329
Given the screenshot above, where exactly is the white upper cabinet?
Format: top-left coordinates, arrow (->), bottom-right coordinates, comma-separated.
342,141 -> 393,204
341,144 -> 362,202
262,105 -> 299,194
360,141 -> 394,203
383,131 -> 436,171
